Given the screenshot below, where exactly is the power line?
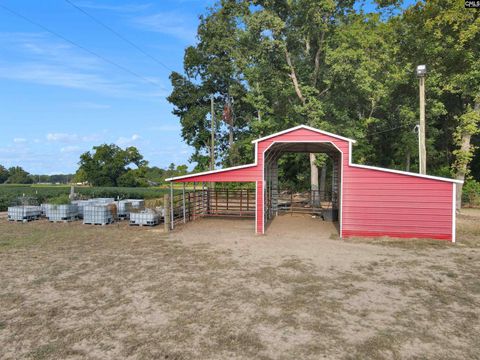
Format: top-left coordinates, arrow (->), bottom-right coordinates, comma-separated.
64,0 -> 173,73
0,3 -> 163,88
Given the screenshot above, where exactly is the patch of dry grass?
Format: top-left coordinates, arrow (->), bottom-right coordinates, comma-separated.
0,213 -> 480,359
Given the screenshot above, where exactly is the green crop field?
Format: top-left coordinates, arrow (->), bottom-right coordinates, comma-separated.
0,184 -> 174,211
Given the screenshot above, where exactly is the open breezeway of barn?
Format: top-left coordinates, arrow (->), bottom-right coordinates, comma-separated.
167,125 -> 462,242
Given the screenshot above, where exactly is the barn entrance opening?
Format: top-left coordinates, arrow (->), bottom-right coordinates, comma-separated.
263,142 -> 342,233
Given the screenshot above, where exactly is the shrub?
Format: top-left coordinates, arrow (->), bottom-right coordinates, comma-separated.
48,195 -> 71,205
463,179 -> 480,207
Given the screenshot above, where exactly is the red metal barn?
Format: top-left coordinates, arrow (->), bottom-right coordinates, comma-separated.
167,125 -> 461,242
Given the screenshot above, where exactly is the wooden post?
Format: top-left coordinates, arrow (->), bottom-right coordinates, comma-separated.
164,193 -> 170,232
240,189 -> 243,216
170,183 -> 174,230
193,182 -> 196,220
419,75 -> 426,174
291,192 -> 293,216
210,94 -> 216,171
182,183 -> 186,223
202,184 -> 205,216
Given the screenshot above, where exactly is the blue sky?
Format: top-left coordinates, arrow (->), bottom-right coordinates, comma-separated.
0,0 -> 413,175
0,0 -> 215,174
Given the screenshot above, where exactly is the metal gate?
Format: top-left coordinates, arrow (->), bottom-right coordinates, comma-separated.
169,188 -> 256,229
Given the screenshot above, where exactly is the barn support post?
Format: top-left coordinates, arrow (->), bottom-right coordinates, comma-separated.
202,182 -> 206,216
163,193 -> 170,233
182,183 -> 186,224
170,182 -> 174,230
206,182 -> 211,215
240,189 -> 243,216
256,180 -> 264,234
193,182 -> 196,220
271,161 -> 278,216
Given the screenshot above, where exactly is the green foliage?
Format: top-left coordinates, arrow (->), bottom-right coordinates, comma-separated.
452,106 -> 480,177
463,179 -> 480,206
143,164 -> 189,184
78,144 -> 148,187
168,0 -> 480,189
48,195 -> 71,205
0,165 -> 8,184
6,166 -> 33,184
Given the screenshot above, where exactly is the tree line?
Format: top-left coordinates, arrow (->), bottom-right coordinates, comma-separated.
167,0 -> 479,206
0,144 -> 189,187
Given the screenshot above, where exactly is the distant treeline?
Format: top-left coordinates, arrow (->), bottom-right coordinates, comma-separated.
0,157 -> 188,187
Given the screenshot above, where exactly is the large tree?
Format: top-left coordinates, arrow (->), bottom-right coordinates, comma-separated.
168,0 -> 479,200
169,0 -> 400,186
77,144 -> 148,187
395,0 -> 480,208
7,166 -> 32,184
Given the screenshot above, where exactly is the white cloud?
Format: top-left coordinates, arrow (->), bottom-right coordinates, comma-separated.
116,134 -> 141,146
46,132 -> 102,143
13,138 -> 27,143
0,64 -> 129,96
133,12 -> 198,42
61,145 -> 81,153
80,133 -> 102,142
0,32 -> 169,98
46,133 -> 79,143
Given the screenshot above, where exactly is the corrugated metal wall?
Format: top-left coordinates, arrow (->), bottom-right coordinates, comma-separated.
342,166 -> 454,240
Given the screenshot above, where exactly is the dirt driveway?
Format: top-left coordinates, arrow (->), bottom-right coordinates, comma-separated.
0,211 -> 479,359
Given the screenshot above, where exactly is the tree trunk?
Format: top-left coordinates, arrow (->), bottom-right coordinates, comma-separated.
455,132 -> 472,210
285,49 -> 306,105
319,165 -> 327,200
406,150 -> 411,172
229,124 -> 233,147
312,31 -> 325,88
310,153 -> 319,206
285,48 -> 319,197
455,100 -> 480,210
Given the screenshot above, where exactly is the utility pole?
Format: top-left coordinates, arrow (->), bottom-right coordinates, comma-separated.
416,65 -> 427,174
210,94 -> 215,171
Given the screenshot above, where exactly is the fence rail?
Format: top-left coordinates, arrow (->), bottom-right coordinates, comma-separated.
166,188 -> 338,230
265,189 -> 338,223
168,188 -> 256,229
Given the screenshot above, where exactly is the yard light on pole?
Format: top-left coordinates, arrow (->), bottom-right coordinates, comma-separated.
416,64 -> 427,174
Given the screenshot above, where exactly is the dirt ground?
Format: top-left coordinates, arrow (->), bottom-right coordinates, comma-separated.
0,210 -> 479,359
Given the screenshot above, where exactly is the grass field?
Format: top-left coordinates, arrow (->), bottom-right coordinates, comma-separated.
0,210 -> 479,359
